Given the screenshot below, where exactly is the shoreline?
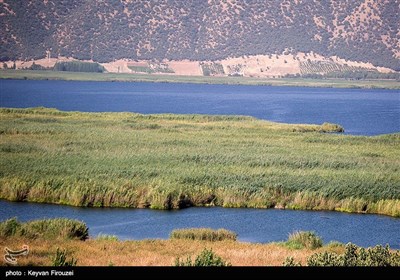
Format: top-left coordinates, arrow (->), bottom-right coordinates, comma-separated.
1,197 -> 399,219
1,69 -> 399,89
1,234 -> 398,266
1,217 -> 398,266
0,236 -> 341,266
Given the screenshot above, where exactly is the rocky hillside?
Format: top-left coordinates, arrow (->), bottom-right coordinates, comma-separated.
1,0 -> 399,73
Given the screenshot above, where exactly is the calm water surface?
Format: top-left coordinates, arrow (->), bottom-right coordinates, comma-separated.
0,80 -> 399,135
1,200 -> 399,249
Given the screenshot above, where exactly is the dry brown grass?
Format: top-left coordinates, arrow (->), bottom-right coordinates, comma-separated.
0,237 -> 343,266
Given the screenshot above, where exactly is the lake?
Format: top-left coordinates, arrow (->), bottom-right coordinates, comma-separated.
0,79 -> 399,135
0,79 -> 399,248
1,200 -> 399,249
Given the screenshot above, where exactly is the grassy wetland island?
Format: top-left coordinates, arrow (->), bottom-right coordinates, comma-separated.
1,106 -> 400,266
1,107 -> 399,216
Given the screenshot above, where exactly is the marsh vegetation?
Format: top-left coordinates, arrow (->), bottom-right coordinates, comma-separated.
0,107 -> 399,216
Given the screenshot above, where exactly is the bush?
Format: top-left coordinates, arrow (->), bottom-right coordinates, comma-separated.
175,248 -> 230,266
307,251 -> 343,266
283,256 -> 301,266
0,218 -> 89,240
307,243 -> 400,266
170,228 -> 237,241
286,231 -> 323,249
52,248 -> 77,266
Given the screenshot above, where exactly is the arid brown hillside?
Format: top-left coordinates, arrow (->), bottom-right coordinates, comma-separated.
1,0 -> 399,71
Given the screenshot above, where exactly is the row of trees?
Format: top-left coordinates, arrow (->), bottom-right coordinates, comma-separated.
285,71 -> 400,80
53,61 -> 105,73
2,61 -> 104,73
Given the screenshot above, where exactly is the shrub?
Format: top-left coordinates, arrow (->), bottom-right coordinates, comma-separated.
52,248 -> 77,266
170,228 -> 237,241
175,248 -> 230,266
307,243 -> 400,266
283,256 -> 301,266
307,251 -> 343,266
286,231 -> 323,249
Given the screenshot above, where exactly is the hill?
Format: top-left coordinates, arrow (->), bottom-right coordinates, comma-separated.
1,0 -> 399,77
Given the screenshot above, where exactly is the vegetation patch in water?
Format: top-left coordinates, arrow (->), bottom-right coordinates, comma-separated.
0,108 -> 399,216
170,228 -> 237,242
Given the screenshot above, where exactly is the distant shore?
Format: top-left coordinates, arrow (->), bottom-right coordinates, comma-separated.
1,69 -> 399,89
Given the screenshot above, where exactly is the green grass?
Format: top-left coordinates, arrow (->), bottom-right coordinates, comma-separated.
0,217 -> 88,240
1,69 -> 399,89
170,228 -> 237,241
285,231 -> 323,250
0,107 -> 399,216
96,234 -> 119,241
52,248 -> 78,266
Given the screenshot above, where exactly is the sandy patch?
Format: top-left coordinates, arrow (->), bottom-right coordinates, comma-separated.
220,54 -> 301,78
167,60 -> 202,75
102,59 -> 133,73
1,57 -> 74,69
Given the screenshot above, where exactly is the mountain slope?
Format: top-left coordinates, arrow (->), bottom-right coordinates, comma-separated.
1,0 -> 399,71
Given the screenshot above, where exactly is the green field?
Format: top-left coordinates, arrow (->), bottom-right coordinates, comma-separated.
1,69 -> 399,89
1,108 -> 399,216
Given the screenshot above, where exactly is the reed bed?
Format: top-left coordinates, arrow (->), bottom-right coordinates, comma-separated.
170,228 -> 237,241
0,217 -> 88,240
0,107 -> 399,216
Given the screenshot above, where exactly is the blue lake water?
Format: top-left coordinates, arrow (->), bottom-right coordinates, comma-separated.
0,200 -> 399,249
0,79 -> 399,135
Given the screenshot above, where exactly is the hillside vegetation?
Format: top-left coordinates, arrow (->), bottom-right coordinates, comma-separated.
0,0 -> 399,71
0,108 -> 399,216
